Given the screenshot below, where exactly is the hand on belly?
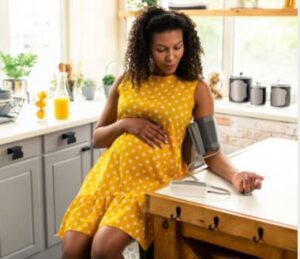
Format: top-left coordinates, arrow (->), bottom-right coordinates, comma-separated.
119,117 -> 168,149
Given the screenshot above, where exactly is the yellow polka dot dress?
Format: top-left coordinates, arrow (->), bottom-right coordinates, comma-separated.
57,74 -> 198,250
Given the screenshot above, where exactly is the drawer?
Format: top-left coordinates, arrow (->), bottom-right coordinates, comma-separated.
0,137 -> 41,167
43,125 -> 91,153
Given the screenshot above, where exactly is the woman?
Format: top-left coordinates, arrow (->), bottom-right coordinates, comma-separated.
58,7 -> 264,259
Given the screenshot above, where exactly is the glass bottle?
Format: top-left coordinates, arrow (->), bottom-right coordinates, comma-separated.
54,72 -> 69,120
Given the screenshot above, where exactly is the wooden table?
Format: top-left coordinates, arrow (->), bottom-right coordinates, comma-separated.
146,138 -> 297,259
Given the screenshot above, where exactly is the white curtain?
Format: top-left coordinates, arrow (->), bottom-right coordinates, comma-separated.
67,0 -> 121,83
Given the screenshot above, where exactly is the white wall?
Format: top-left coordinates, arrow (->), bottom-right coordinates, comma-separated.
67,0 -> 120,84
0,0 -> 10,53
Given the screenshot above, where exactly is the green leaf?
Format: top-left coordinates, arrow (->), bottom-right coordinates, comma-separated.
102,74 -> 116,85
0,51 -> 38,79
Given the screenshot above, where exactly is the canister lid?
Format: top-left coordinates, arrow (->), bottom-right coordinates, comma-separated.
251,82 -> 266,89
271,80 -> 291,88
230,72 -> 251,80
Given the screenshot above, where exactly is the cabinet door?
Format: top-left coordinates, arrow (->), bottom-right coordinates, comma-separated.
93,148 -> 106,164
0,158 -> 43,259
43,142 -> 92,247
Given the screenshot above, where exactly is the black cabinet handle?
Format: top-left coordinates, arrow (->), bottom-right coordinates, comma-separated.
61,132 -> 77,144
7,146 -> 24,160
81,146 -> 91,152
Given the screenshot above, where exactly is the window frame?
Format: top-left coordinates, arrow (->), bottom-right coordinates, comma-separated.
0,0 -> 65,82
221,1 -> 297,102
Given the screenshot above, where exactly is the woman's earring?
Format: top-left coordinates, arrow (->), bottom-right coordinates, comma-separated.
149,57 -> 154,71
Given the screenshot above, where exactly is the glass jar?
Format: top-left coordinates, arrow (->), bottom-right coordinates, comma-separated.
54,72 -> 69,120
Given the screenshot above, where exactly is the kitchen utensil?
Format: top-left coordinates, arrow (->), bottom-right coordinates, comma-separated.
271,81 -> 291,107
0,97 -> 25,123
0,90 -> 13,115
0,89 -> 12,100
229,72 -> 252,103
250,82 -> 266,105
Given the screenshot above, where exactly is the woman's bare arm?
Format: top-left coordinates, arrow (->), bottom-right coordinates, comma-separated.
93,75 -> 168,149
93,76 -> 126,148
191,80 -> 263,193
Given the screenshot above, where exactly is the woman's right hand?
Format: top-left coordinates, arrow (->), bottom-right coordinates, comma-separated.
121,118 -> 168,148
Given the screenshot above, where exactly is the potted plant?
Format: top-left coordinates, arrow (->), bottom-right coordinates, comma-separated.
0,51 -> 38,100
126,0 -> 157,10
82,79 -> 97,100
102,74 -> 116,98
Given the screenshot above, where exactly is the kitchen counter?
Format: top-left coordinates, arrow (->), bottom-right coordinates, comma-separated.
215,98 -> 297,123
0,95 -> 297,145
0,96 -> 106,145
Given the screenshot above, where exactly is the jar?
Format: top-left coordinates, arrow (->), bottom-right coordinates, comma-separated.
250,82 -> 266,105
229,72 -> 252,103
54,72 -> 69,120
270,81 -> 291,107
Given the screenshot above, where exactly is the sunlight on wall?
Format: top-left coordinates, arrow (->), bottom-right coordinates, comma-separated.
68,0 -> 120,84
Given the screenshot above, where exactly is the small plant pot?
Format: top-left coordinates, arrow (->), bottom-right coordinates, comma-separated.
2,79 -> 28,100
103,84 -> 112,98
82,86 -> 96,100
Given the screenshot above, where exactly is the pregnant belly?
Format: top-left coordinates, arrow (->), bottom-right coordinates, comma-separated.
112,133 -> 175,183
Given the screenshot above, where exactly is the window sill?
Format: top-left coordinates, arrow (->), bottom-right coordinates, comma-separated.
214,99 -> 297,123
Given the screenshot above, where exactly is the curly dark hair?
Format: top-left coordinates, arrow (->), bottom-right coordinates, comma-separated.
124,7 -> 204,87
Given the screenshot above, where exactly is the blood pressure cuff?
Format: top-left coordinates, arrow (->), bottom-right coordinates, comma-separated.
188,116 -> 220,157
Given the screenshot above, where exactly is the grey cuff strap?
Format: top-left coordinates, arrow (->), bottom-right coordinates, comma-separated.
188,115 -> 220,156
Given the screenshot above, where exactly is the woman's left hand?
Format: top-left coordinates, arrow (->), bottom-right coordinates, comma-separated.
231,171 -> 264,194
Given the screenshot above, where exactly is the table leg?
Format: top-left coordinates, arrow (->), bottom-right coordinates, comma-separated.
153,216 -> 180,259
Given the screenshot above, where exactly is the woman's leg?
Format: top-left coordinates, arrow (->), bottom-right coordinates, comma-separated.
91,226 -> 132,259
61,230 -> 93,259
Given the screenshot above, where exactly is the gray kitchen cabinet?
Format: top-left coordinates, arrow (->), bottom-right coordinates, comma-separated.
0,123 -> 97,258
43,125 -> 92,248
0,138 -> 43,259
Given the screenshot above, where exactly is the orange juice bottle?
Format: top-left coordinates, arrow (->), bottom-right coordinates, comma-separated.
54,72 -> 69,120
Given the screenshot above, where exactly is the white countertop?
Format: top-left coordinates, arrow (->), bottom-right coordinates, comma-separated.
157,138 -> 297,228
0,96 -> 106,145
0,95 -> 297,145
215,98 -> 297,123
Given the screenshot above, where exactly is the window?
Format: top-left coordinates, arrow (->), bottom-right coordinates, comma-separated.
0,0 -> 63,94
233,17 -> 297,95
193,17 -> 224,78
123,0 -> 297,100
195,1 -> 297,99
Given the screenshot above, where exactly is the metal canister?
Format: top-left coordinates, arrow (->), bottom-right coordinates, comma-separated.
229,72 -> 252,103
271,82 -> 291,107
250,83 -> 266,105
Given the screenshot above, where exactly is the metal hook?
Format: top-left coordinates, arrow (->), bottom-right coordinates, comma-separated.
170,206 -> 181,220
208,216 -> 219,231
253,227 -> 264,243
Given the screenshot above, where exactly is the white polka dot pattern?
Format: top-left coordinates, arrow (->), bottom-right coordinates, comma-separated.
57,74 -> 198,250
